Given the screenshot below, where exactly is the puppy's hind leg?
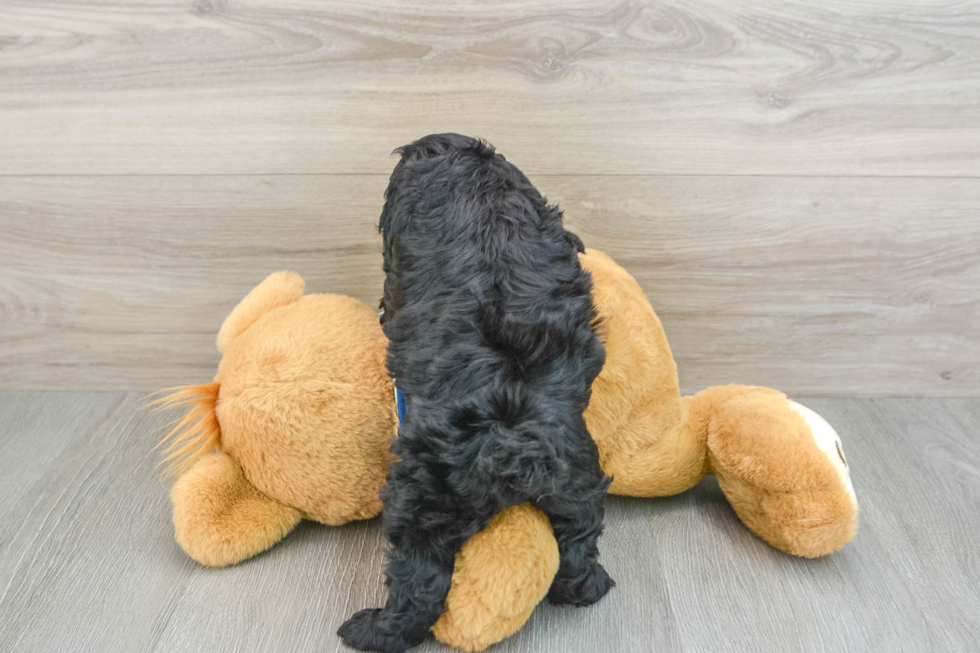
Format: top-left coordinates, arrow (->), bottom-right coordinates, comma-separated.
540,482 -> 614,606
338,542 -> 451,653
338,459 -> 496,653
537,451 -> 614,607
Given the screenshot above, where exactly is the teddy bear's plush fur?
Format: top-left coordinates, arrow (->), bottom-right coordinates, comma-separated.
582,249 -> 857,557
155,250 -> 857,651
159,272 -> 397,566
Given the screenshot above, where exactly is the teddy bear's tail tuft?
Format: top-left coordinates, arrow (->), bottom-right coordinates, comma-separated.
150,382 -> 221,479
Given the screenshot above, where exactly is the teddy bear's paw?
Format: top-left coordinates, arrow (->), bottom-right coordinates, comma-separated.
338,608 -> 424,653
546,562 -> 615,607
788,401 -> 856,506
171,451 -> 302,567
704,389 -> 860,557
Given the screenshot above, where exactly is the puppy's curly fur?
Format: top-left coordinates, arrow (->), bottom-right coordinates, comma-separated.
338,134 -> 613,652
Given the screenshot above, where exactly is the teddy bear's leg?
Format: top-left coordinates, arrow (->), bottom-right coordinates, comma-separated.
431,504 -> 559,652
171,451 -> 302,567
700,386 -> 859,557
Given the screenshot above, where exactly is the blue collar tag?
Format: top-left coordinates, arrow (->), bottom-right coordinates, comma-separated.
394,387 -> 407,425
380,312 -> 408,426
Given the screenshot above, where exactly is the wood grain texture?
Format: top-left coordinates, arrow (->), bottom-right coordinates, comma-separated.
2,175 -> 978,395
1,392 -> 978,652
0,0 -> 978,176
1,0 -> 978,394
0,392 -> 194,652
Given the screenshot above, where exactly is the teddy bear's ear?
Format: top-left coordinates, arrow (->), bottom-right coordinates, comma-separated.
216,271 -> 305,353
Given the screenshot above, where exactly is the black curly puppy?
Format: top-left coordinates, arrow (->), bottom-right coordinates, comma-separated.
338,134 -> 613,652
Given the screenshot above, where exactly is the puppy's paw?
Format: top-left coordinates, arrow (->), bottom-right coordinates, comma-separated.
546,563 -> 615,607
338,609 -> 411,653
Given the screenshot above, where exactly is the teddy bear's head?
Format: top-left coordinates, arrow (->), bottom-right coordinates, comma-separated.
156,272 -> 398,566
212,272 -> 398,524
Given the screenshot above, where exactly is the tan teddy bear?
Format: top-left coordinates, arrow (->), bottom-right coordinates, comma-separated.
155,250 -> 857,651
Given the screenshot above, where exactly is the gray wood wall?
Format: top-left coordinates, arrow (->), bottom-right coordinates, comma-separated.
1,0 -> 978,395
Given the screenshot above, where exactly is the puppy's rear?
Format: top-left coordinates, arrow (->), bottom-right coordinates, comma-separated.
339,134 -> 613,653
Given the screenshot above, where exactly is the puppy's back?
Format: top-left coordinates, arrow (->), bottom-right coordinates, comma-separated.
379,133 -> 603,408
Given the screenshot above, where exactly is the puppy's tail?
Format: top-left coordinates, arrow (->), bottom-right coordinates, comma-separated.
148,382 -> 221,479
475,421 -> 570,502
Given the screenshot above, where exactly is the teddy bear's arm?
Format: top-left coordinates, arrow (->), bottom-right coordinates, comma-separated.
171,451 -> 302,567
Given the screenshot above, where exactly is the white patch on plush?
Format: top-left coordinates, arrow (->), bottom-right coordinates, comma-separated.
788,401 -> 856,503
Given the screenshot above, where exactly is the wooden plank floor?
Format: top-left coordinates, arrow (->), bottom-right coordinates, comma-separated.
1,392 -> 977,652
